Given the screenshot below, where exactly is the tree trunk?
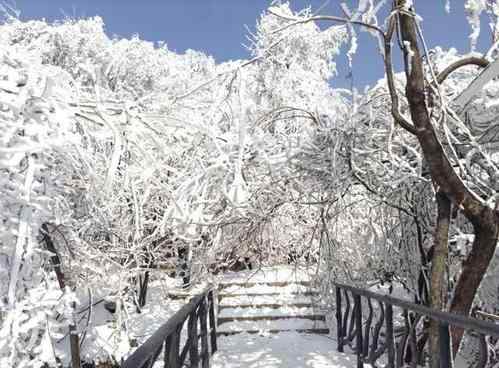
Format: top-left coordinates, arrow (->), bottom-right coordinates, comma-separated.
394,0 -> 499,355
429,191 -> 451,368
449,209 -> 499,354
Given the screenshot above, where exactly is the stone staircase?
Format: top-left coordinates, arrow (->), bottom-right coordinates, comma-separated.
216,268 -> 329,336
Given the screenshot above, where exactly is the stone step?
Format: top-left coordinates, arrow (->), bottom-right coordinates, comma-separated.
218,290 -> 319,299
219,305 -> 323,318
219,302 -> 314,310
220,266 -> 313,285
218,314 -> 326,324
219,293 -> 319,307
216,327 -> 330,336
216,317 -> 328,335
219,280 -> 311,289
220,283 -> 312,296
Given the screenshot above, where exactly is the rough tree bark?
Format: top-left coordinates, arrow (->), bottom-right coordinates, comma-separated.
428,191 -> 451,368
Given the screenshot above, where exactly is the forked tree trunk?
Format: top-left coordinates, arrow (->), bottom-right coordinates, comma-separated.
429,192 -> 451,368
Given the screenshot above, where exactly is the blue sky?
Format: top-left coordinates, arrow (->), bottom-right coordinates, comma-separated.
11,0 -> 491,89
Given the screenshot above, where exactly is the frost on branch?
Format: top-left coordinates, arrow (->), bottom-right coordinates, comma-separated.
465,0 -> 487,51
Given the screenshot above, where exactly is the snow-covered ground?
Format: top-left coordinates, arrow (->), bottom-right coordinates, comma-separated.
212,332 -> 361,368
55,273 -> 198,365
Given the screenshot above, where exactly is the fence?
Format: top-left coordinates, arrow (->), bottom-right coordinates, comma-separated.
335,282 -> 499,368
121,287 -> 217,368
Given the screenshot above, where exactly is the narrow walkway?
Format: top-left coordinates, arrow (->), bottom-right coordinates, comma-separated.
212,332 -> 356,368
212,266 -> 355,367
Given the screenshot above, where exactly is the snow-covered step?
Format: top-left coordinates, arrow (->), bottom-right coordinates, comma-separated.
220,266 -> 313,284
219,291 -> 319,305
218,315 -> 325,326
219,280 -> 311,289
219,306 -> 323,319
219,293 -> 317,306
220,283 -> 312,295
217,327 -> 330,336
217,318 -> 328,335
219,293 -> 317,307
219,302 -> 314,310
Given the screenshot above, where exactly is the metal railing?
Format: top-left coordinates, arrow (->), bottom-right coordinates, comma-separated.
335,283 -> 499,368
122,287 -> 217,368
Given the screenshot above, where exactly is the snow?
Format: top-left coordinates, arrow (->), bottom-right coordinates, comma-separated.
212,332 -> 362,368
454,57 -> 499,112
464,0 -> 487,51
54,277 -> 187,364
367,282 -> 413,301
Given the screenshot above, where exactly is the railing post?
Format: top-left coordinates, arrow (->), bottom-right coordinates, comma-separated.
208,290 -> 218,354
363,297 -> 373,358
200,298 -> 210,368
438,322 -> 453,368
343,290 -> 350,339
69,300 -> 81,368
477,333 -> 489,368
354,294 -> 363,368
385,303 -> 395,368
397,309 -> 409,368
408,314 -> 418,368
336,286 -> 344,352
165,326 -> 181,368
189,310 -> 200,368
69,323 -> 81,368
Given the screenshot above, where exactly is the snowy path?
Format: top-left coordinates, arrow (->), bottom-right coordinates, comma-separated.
212,332 -> 357,368
212,266 -> 357,367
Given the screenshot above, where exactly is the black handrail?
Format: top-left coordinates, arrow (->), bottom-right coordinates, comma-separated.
122,287 -> 217,368
335,282 -> 499,368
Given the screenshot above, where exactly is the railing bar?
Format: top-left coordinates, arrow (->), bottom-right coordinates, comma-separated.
336,286 -> 344,353
200,298 -> 210,368
168,325 -> 181,368
396,309 -> 409,368
354,294 -> 363,368
122,286 -> 214,368
335,283 -> 499,337
476,333 -> 489,368
146,343 -> 163,368
368,300 -> 384,363
189,309 -> 200,368
348,297 -> 357,342
342,289 -> 350,340
438,322 -> 452,368
164,334 -> 172,368
208,290 -> 218,354
363,297 -> 373,358
385,304 -> 395,368
179,323 -> 190,366
408,313 -> 418,368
